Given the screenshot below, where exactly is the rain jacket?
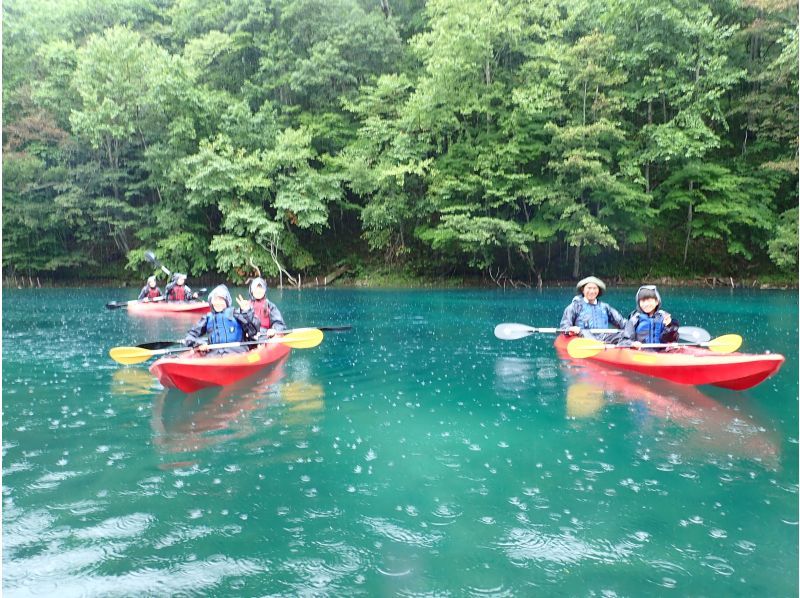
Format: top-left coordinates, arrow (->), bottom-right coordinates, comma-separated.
165,274 -> 193,302
619,286 -> 679,347
137,284 -> 162,300
183,285 -> 260,353
248,277 -> 287,332
560,295 -> 627,338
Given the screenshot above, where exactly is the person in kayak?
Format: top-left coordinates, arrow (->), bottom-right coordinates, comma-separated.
164,273 -> 198,302
560,275 -> 626,342
183,284 -> 260,355
137,276 -> 162,302
240,277 -> 287,337
618,285 -> 679,349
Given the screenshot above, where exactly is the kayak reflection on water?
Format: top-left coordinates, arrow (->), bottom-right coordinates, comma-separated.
150,357 -> 325,467
563,360 -> 780,468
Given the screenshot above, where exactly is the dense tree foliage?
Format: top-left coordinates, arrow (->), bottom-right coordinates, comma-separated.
3,0 -> 797,283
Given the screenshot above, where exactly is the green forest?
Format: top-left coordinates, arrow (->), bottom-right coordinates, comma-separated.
3,0 -> 798,285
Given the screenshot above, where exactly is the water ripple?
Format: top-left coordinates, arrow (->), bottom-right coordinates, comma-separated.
498,527 -> 638,565
74,513 -> 153,541
5,555 -> 267,598
361,516 -> 443,548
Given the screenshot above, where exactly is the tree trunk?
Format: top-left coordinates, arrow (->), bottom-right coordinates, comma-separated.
572,244 -> 581,278
683,181 -> 694,265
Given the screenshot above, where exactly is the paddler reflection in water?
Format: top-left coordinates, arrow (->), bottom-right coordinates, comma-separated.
618,285 -> 679,350
183,284 -> 260,355
559,276 -> 626,343
246,277 -> 287,337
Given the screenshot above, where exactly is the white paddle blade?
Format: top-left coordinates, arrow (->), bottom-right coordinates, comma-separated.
494,323 -> 535,340
678,326 -> 711,343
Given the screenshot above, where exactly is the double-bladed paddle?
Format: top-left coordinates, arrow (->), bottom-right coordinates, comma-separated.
106,296 -> 166,310
109,328 -> 324,365
565,334 -> 743,359
133,325 -> 352,351
493,323 -> 711,343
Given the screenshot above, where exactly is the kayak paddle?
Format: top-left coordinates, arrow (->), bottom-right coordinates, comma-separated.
144,250 -> 172,277
494,322 -> 710,343
494,323 -> 618,340
134,325 -> 351,350
109,328 -> 324,365
565,334 -> 743,359
106,296 -> 166,310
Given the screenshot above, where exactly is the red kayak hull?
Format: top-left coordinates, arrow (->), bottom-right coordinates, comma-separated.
554,335 -> 784,390
150,343 -> 291,393
128,301 -> 211,316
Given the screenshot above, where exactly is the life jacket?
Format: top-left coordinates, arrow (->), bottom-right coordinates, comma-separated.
207,308 -> 244,345
634,312 -> 665,344
578,300 -> 610,329
169,284 -> 187,301
252,298 -> 270,329
145,287 -> 161,299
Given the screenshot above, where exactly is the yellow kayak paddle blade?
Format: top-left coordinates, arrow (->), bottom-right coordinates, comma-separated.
706,334 -> 742,353
566,338 -> 608,359
109,346 -> 158,365
271,328 -> 324,349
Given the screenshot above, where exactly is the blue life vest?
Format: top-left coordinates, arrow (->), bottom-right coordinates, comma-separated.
207,308 -> 244,344
635,312 -> 664,344
578,301 -> 610,329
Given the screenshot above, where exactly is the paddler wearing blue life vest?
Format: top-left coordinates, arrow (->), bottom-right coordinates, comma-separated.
183,284 -> 260,355
618,285 -> 679,350
560,276 -> 626,343
244,277 -> 287,337
137,276 -> 162,301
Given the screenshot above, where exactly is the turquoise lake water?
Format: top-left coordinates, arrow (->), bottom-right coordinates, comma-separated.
2,287 -> 798,596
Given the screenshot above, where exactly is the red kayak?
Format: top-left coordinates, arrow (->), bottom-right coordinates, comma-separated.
127,301 -> 210,316
150,343 -> 291,393
554,335 -> 784,390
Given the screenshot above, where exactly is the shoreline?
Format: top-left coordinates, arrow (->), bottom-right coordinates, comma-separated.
3,274 -> 796,290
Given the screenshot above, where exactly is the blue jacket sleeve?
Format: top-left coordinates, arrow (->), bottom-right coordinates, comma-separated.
137,286 -> 148,300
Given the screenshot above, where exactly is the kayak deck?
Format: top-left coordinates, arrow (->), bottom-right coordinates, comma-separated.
150,342 -> 291,393
128,301 -> 210,315
554,335 -> 784,390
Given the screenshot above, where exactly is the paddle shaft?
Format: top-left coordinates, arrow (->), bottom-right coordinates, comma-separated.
146,336 -> 307,358
137,324 -> 350,349
535,327 -> 618,334
145,251 -> 172,277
